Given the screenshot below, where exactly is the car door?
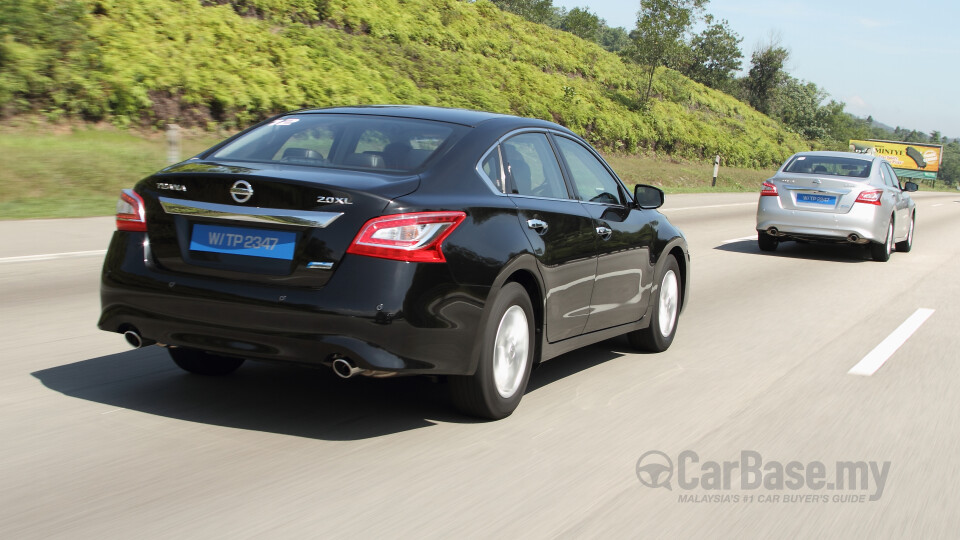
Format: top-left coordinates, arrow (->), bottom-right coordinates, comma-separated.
550,134 -> 657,334
481,132 -> 598,342
881,161 -> 911,238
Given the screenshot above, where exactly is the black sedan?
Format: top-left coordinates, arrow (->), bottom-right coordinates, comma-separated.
99,106 -> 690,419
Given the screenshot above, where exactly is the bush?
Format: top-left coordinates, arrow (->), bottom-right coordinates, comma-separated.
0,0 -> 808,167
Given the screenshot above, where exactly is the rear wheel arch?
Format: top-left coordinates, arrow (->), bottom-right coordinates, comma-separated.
503,269 -> 544,366
466,257 -> 544,374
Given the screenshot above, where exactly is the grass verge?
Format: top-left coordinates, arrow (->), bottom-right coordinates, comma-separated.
1,128 -> 950,220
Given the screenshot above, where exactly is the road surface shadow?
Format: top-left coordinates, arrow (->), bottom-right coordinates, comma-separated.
715,239 -> 872,263
31,340 -> 626,440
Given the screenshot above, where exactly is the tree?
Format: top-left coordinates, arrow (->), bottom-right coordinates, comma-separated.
745,40 -> 788,115
772,77 -> 831,140
939,140 -> 959,186
682,15 -> 743,92
560,7 -> 601,42
598,24 -> 630,53
491,0 -> 562,26
622,0 -> 707,106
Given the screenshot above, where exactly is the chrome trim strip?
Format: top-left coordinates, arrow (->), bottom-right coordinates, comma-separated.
781,186 -> 850,195
306,261 -> 335,270
159,197 -> 343,228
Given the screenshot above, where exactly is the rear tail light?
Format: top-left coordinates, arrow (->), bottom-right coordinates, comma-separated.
760,182 -> 778,196
855,190 -> 882,205
347,211 -> 466,263
116,189 -> 147,231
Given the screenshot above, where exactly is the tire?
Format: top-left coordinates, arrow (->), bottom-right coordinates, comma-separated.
870,218 -> 894,262
628,256 -> 681,353
758,232 -> 779,252
895,212 -> 915,253
450,282 -> 534,420
169,347 -> 245,376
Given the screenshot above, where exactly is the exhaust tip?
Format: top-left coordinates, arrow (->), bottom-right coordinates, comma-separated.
847,233 -> 861,243
123,330 -> 143,349
332,357 -> 361,379
767,227 -> 779,237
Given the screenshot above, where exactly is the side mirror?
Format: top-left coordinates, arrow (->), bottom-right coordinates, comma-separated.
634,184 -> 664,209
902,181 -> 919,192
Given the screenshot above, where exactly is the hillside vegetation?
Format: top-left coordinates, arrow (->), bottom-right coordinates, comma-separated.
0,0 -> 809,168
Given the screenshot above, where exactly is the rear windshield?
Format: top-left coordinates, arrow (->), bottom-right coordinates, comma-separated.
207,114 -> 467,173
783,155 -> 872,178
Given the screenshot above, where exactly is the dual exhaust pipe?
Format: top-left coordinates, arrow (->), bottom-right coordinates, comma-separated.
121,329 -> 390,379
766,228 -> 866,245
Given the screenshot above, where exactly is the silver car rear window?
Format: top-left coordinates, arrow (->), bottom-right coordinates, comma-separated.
208,114 -> 467,173
783,156 -> 872,178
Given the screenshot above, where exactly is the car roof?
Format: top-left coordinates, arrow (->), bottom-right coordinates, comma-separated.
288,105 -> 566,130
791,150 -> 875,162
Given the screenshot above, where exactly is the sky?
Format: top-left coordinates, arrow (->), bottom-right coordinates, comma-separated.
552,0 -> 960,139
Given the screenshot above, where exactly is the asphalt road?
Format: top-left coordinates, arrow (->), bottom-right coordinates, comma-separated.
2,191 -> 959,538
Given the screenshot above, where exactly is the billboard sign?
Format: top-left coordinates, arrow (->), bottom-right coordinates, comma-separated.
849,139 -> 943,176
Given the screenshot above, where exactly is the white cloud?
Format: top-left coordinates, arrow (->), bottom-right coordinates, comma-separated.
845,95 -> 870,114
858,18 -> 892,28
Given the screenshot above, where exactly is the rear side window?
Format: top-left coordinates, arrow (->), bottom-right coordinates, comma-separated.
784,155 -> 872,178
209,114 -> 467,173
480,147 -> 506,192
500,133 -> 568,199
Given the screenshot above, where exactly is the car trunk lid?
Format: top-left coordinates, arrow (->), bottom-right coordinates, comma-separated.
771,175 -> 867,215
138,161 -> 419,287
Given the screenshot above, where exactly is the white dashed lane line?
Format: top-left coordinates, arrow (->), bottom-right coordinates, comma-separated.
848,308 -> 936,376
662,202 -> 755,212
0,250 -> 107,264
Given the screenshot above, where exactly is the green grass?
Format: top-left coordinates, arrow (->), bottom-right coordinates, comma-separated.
2,128 -> 948,220
0,125 -> 221,219
605,154 -> 775,193
1,0 -> 811,169
0,127 -> 773,220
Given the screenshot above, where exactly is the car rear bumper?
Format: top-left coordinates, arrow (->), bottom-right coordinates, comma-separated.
98,232 -> 487,375
756,198 -> 884,243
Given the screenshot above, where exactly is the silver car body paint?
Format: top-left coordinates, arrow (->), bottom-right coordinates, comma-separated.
757,151 -> 916,244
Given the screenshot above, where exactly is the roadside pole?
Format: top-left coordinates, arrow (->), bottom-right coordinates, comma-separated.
166,124 -> 181,165
712,154 -> 720,187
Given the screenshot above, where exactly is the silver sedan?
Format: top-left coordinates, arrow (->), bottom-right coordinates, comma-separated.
756,151 -> 918,261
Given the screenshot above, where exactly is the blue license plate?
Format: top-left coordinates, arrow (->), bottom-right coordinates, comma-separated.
190,224 -> 296,260
797,193 -> 836,206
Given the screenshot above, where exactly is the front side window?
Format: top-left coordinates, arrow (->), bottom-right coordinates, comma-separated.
883,163 -> 900,188
208,114 -> 466,173
554,136 -> 623,205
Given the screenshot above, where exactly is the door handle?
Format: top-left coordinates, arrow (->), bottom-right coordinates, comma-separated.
527,219 -> 549,235
596,226 -> 612,240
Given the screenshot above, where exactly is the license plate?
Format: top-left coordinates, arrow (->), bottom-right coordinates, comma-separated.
797,193 -> 837,206
190,224 -> 296,260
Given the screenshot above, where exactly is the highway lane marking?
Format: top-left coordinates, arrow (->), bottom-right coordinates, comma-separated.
932,203 -> 943,207
662,202 -> 756,212
848,308 -> 935,376
722,235 -> 758,244
0,249 -> 107,264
